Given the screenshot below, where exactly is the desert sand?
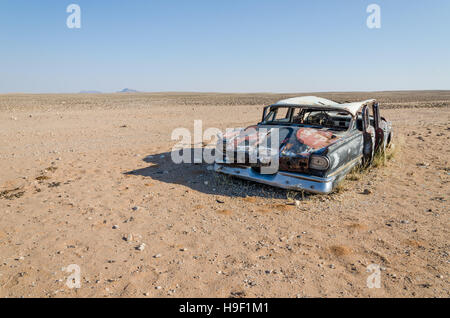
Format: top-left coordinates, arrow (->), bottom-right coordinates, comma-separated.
0,91 -> 448,297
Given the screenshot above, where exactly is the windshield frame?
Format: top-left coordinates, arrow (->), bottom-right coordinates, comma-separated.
260,105 -> 356,132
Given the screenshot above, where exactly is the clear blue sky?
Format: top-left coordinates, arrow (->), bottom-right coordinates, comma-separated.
0,0 -> 449,93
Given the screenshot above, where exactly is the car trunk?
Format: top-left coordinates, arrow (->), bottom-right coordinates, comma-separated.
221,125 -> 342,174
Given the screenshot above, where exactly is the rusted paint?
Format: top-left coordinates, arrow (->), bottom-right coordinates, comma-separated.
296,128 -> 340,150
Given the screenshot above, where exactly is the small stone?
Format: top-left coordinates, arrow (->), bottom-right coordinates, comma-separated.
136,243 -> 146,251
144,292 -> 150,296
153,254 -> 162,258
112,225 -> 119,229
123,233 -> 133,242
363,189 -> 372,195
155,286 -> 162,290
132,206 -> 139,211
329,264 -> 336,269
180,248 -> 187,252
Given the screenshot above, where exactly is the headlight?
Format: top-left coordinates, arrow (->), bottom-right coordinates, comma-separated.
309,155 -> 330,170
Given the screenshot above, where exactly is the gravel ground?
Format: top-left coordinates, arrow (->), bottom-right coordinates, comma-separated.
0,91 -> 448,297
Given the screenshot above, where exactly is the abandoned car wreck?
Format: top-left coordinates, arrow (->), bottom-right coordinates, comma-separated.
214,96 -> 393,194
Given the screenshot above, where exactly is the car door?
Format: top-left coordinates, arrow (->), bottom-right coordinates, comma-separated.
372,102 -> 385,152
361,105 -> 374,166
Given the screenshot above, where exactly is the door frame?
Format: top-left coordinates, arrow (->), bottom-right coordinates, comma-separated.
361,104 -> 374,166
372,102 -> 385,152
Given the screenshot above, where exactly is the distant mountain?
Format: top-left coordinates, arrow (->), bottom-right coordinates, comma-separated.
117,88 -> 139,93
79,90 -> 102,94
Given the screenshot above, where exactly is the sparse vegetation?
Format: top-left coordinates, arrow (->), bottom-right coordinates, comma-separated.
35,175 -> 50,181
347,164 -> 364,181
333,182 -> 346,194
0,187 -> 25,200
333,136 -> 400,194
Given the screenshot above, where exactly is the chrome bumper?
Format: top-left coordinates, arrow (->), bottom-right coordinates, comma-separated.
214,164 -> 335,194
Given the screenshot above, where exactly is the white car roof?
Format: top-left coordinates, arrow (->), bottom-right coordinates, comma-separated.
273,96 -> 376,117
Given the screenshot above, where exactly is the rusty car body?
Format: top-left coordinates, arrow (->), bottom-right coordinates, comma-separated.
214,96 -> 392,194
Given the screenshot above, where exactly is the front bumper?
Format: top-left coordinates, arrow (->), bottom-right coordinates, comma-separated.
214,163 -> 335,194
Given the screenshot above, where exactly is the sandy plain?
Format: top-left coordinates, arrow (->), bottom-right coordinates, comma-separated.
0,91 -> 448,297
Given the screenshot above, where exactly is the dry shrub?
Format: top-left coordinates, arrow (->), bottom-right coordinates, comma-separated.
0,187 -> 25,200
342,134 -> 402,187
333,182 -> 347,193
35,175 -> 50,181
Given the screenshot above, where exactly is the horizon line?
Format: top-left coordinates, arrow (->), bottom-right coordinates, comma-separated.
1,88 -> 450,95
